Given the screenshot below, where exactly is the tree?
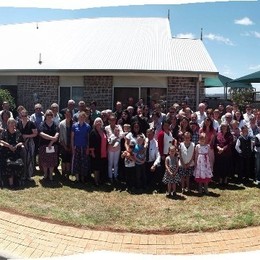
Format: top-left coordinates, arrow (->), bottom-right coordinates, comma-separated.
229,87 -> 255,111
0,89 -> 16,111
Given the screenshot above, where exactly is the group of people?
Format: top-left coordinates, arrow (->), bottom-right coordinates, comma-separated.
0,98 -> 259,196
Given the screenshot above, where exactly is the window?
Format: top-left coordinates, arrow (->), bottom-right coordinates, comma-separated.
113,87 -> 167,109
59,86 -> 84,109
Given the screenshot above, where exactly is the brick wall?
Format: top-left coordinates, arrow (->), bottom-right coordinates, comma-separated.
17,76 -> 59,114
167,77 -> 205,111
84,76 -> 113,111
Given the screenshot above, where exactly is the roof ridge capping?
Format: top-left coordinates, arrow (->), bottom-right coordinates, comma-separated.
0,16 -> 169,27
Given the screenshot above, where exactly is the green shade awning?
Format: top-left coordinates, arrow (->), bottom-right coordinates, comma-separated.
204,76 -> 223,88
231,70 -> 260,83
204,74 -> 252,88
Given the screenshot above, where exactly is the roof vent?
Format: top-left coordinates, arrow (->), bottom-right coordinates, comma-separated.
38,53 -> 42,65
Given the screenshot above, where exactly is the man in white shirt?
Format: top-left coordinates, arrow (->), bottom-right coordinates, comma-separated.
145,128 -> 161,192
243,104 -> 253,124
195,103 -> 207,126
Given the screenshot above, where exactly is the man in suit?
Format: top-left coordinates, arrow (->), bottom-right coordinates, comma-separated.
60,99 -> 78,120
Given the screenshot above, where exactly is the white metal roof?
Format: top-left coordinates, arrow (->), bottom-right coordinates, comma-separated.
0,17 -> 218,74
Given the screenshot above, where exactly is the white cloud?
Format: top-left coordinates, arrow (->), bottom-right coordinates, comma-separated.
249,64 -> 260,70
176,33 -> 195,39
251,31 -> 260,38
221,65 -> 233,77
204,33 -> 234,46
234,17 -> 254,26
241,31 -> 260,38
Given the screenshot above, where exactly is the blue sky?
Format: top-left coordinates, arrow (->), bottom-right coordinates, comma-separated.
0,0 -> 259,94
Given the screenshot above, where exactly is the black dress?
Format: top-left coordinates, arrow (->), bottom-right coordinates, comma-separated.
1,129 -> 24,177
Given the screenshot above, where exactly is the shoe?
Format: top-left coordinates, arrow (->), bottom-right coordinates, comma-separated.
9,184 -> 15,190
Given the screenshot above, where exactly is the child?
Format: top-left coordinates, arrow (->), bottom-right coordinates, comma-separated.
123,124 -> 131,136
162,145 -> 180,197
107,126 -> 121,183
133,134 -> 146,191
235,125 -> 253,184
179,131 -> 195,193
194,133 -> 213,194
121,142 -> 136,192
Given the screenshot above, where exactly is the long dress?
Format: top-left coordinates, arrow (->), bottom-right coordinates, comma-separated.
194,144 -> 213,183
17,120 -> 37,178
213,131 -> 234,180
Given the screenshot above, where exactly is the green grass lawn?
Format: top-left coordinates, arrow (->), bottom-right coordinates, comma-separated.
0,174 -> 260,233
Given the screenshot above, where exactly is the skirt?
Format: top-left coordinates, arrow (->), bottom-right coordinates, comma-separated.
39,145 -> 58,168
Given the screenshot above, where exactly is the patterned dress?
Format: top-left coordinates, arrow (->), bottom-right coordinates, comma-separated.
162,155 -> 181,184
194,144 -> 213,183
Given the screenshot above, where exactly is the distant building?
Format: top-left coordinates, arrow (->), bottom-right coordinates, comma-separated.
0,17 -> 218,112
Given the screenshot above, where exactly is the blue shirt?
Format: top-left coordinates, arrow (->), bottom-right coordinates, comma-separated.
72,122 -> 91,147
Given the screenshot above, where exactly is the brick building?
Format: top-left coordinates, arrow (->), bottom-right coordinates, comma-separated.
0,17 -> 218,113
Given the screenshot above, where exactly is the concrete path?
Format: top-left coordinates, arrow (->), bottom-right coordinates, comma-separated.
0,210 -> 260,259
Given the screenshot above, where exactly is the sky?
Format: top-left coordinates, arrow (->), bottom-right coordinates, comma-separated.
0,0 -> 259,95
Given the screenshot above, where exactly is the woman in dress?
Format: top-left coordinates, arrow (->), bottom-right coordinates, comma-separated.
213,122 -> 234,186
17,109 -> 38,180
89,117 -> 108,186
0,118 -> 25,188
38,109 -> 59,181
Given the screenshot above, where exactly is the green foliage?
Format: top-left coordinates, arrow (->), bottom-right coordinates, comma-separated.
229,87 -> 254,111
0,89 -> 16,110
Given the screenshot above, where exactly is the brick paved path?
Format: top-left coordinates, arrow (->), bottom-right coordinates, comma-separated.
0,210 -> 260,258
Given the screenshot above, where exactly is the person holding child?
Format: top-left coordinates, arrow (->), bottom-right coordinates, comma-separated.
194,133 -> 213,195
121,141 -> 136,192
162,145 -> 180,197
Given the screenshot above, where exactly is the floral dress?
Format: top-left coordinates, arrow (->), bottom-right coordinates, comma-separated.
194,144 -> 213,183
162,155 -> 181,184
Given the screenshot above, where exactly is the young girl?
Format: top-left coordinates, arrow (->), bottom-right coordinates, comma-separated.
162,145 -> 180,197
179,132 -> 195,193
194,133 -> 213,194
107,126 -> 121,183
